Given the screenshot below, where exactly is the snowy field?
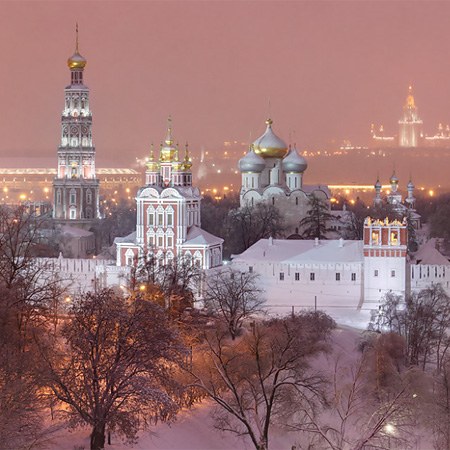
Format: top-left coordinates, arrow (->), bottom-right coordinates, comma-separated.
47,401 -> 297,450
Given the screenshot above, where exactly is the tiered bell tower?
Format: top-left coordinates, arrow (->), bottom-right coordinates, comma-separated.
53,26 -> 100,226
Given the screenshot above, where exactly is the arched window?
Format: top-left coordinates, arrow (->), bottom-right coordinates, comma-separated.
194,251 -> 202,268
86,189 -> 92,204
125,248 -> 135,266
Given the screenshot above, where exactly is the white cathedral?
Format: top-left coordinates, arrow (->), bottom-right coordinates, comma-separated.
238,118 -> 348,237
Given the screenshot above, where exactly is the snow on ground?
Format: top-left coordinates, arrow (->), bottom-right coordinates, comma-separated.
47,400 -> 297,450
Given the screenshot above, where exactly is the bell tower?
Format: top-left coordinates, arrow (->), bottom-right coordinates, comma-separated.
52,25 -> 100,226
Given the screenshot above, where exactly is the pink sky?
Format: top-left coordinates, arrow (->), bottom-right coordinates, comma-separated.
1,1 -> 450,167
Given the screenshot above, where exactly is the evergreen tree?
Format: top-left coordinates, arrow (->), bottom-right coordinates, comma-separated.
299,194 -> 333,239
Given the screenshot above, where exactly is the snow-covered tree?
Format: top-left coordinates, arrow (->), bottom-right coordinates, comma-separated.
203,267 -> 265,340
190,312 -> 335,450
41,289 -> 186,450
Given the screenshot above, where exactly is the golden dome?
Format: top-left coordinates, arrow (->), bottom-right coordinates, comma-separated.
146,144 -> 159,171
67,51 -> 87,70
182,142 -> 192,170
253,118 -> 288,159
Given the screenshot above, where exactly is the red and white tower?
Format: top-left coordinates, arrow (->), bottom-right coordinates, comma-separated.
363,217 -> 407,304
53,26 -> 100,226
116,118 -> 223,269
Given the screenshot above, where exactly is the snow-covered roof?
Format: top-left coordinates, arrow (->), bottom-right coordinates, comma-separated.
413,238 -> 450,265
114,231 -> 137,245
183,226 -> 224,247
233,238 -> 364,265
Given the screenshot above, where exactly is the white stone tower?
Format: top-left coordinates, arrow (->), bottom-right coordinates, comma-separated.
53,26 -> 100,226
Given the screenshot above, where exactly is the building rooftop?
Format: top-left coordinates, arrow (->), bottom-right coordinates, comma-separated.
233,238 -> 364,265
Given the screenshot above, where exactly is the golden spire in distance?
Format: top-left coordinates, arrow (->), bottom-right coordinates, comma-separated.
406,85 -> 415,108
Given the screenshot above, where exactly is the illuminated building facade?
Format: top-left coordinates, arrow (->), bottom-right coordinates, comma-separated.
398,86 -> 423,147
52,29 -> 100,225
116,118 -> 223,269
371,86 -> 450,148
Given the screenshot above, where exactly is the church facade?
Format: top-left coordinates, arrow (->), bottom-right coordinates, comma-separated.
115,118 -> 223,271
52,29 -> 100,227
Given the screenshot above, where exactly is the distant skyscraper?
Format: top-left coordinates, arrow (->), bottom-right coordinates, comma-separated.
398,86 -> 423,147
371,85 -> 450,148
53,27 -> 100,225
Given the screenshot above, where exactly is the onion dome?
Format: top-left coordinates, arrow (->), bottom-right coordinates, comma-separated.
374,177 -> 382,189
238,145 -> 266,173
68,51 -> 87,70
282,146 -> 308,173
407,179 -> 414,190
182,142 -> 192,171
253,119 -> 288,159
67,24 -> 87,70
390,172 -> 399,185
159,116 -> 177,162
146,144 -> 159,171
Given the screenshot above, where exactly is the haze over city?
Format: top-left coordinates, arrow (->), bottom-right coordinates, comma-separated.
2,0 -> 450,188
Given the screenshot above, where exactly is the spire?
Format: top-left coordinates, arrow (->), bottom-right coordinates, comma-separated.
149,142 -> 155,161
165,116 -> 174,146
75,22 -> 79,53
183,141 -> 192,170
406,85 -> 415,108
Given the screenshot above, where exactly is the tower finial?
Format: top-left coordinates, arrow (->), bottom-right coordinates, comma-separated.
165,115 -> 173,146
149,142 -> 154,161
183,141 -> 192,170
75,22 -> 79,53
